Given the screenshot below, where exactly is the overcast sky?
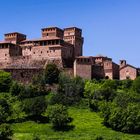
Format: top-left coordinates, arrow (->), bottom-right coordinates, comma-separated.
0,0 -> 140,66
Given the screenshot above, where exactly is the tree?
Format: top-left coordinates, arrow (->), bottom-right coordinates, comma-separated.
10,81 -> 22,96
0,98 -> 11,123
44,63 -> 60,84
47,104 -> 72,129
132,76 -> 140,93
0,70 -> 12,92
121,79 -> 133,90
50,74 -> 84,105
0,124 -> 13,139
84,80 -> 101,98
22,96 -> 47,118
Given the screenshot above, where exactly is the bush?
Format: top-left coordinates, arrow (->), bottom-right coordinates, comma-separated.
22,96 -> 47,117
93,88 -> 116,102
121,79 -> 133,90
44,63 -> 60,84
107,103 -> 140,133
32,133 -> 40,140
47,104 -> 72,129
95,136 -> 104,140
84,80 -> 101,98
50,74 -> 84,106
16,84 -> 48,99
132,76 -> 140,93
10,81 -> 22,96
101,79 -> 119,90
89,100 -> 99,112
0,70 -> 12,92
0,98 -> 11,123
0,123 -> 13,139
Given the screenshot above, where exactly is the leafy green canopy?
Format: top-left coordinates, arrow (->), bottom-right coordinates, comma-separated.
0,70 -> 12,92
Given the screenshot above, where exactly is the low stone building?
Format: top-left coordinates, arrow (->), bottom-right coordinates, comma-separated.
74,55 -> 119,80
119,60 -> 140,80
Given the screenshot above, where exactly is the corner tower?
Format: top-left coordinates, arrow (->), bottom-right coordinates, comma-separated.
4,32 -> 26,44
63,27 -> 84,57
41,27 -> 64,39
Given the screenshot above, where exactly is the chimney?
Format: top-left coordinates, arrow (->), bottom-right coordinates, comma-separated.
120,60 -> 126,68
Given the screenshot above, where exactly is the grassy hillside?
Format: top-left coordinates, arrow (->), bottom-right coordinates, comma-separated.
12,107 -> 140,140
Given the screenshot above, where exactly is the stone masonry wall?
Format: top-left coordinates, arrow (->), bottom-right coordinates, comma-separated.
120,66 -> 137,80
74,61 -> 92,79
4,68 -> 43,84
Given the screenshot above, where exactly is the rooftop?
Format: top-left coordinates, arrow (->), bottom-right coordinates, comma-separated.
4,32 -> 26,36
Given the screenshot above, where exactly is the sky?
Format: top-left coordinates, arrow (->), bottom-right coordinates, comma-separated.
0,0 -> 140,66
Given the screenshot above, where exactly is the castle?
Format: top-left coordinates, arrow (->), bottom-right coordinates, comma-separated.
0,26 -> 139,82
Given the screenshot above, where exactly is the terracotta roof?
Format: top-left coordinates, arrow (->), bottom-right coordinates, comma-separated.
0,41 -> 12,44
41,27 -> 63,31
4,32 -> 26,36
120,64 -> 137,70
76,56 -> 93,59
76,55 -> 111,59
64,27 -> 82,31
21,37 -> 62,43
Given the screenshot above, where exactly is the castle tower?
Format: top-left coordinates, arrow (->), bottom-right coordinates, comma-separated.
41,27 -> 64,39
4,32 -> 26,44
63,27 -> 84,57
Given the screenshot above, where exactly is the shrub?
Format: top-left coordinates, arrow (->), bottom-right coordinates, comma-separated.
50,74 -> 84,106
10,81 -> 22,96
95,136 -> 104,140
89,100 -> 99,111
22,96 -> 47,117
47,104 -> 72,129
32,133 -> 40,140
18,84 -> 48,99
121,79 -> 133,90
101,79 -> 119,90
0,98 -> 11,123
0,123 -> 13,139
0,70 -> 12,92
132,76 -> 140,93
44,63 -> 60,84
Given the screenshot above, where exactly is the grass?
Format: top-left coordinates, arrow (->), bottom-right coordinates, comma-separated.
12,107 -> 140,140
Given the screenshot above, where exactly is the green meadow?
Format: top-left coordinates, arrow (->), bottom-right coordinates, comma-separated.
12,107 -> 140,140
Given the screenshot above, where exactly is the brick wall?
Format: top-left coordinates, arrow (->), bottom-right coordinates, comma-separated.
3,68 -> 43,84
120,65 -> 137,80
74,60 -> 92,79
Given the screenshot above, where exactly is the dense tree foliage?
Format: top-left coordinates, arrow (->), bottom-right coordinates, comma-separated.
132,76 -> 140,93
22,96 -> 47,117
44,63 -> 60,84
0,70 -> 12,92
1,67 -> 140,136
84,78 -> 140,133
0,123 -> 13,139
0,98 -> 11,123
47,104 -> 72,129
50,73 -> 84,105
